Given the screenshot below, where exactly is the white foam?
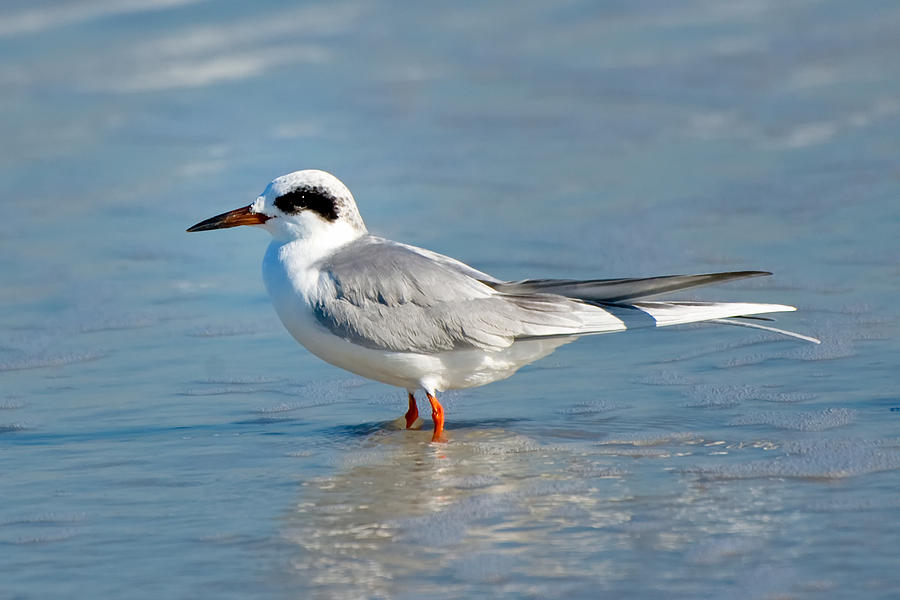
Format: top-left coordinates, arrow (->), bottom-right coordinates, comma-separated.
729,408 -> 856,431
687,439 -> 900,480
0,351 -> 105,371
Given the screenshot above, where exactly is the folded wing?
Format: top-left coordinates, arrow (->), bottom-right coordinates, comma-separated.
315,238 -> 624,353
484,271 -> 771,302
313,238 -> 812,354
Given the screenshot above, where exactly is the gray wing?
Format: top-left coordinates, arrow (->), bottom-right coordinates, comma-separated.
313,237 -> 597,353
312,239 -> 789,353
484,271 -> 770,303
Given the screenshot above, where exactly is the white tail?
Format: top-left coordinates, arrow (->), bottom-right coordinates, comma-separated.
571,301 -> 818,344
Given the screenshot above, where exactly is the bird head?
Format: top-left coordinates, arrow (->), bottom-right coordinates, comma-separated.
187,169 -> 367,243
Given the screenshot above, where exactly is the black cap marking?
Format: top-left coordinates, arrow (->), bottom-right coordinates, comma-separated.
273,186 -> 339,222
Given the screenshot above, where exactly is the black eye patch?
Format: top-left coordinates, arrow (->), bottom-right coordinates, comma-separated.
273,187 -> 339,221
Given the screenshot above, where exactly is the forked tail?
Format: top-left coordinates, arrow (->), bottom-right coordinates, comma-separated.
496,271 -> 819,344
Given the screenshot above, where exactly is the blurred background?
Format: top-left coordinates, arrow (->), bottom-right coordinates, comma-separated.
2,1 -> 899,598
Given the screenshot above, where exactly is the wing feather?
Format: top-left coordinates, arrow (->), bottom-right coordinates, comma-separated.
485,271 -> 770,302
313,238 -> 621,353
312,238 -> 805,353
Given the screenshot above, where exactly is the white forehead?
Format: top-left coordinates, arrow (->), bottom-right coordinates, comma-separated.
262,169 -> 352,200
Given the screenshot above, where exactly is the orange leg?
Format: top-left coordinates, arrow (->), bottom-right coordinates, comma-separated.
405,393 -> 419,429
426,392 -> 445,442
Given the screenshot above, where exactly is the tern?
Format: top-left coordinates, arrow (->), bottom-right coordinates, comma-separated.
187,169 -> 818,442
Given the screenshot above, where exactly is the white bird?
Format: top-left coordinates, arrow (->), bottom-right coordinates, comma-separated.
187,169 -> 818,442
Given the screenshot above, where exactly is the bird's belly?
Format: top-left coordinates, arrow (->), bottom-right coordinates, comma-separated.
274,297 -> 573,391
280,310 -> 437,389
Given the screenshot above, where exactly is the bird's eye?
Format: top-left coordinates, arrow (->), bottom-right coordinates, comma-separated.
273,187 -> 339,221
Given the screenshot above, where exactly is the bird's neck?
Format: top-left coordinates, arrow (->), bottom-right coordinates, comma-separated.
270,220 -> 365,267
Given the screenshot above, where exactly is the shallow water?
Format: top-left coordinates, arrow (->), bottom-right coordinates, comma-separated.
2,1 -> 899,598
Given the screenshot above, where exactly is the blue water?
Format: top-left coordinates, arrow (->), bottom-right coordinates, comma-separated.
2,1 -> 899,598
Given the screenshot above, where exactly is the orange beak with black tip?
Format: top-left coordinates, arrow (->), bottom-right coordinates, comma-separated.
186,205 -> 269,232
